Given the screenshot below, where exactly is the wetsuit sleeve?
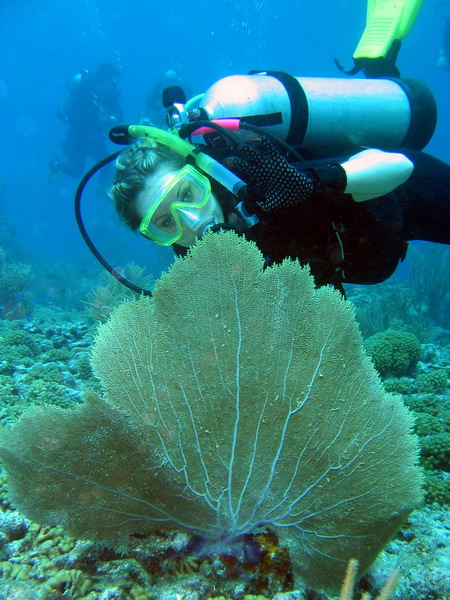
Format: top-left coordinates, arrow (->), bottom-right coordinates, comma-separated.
397,149 -> 450,245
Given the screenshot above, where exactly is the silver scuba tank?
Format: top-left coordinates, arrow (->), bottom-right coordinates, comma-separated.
198,72 -> 437,157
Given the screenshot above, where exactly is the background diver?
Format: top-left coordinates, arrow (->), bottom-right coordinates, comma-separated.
49,63 -> 123,182
139,70 -> 193,129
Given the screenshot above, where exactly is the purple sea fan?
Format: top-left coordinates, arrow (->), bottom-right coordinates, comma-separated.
0,232 -> 423,593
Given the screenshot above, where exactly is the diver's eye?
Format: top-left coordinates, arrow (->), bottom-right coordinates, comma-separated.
181,187 -> 192,202
162,215 -> 174,229
156,214 -> 175,230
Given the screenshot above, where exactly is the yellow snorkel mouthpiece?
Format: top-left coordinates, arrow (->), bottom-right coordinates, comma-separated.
354,0 -> 423,60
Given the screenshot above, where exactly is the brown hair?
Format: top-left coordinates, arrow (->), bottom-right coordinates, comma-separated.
110,139 -> 184,230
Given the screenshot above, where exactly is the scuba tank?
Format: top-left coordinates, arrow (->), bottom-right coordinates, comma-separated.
198,72 -> 437,157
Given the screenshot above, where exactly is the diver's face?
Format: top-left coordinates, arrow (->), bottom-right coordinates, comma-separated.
136,163 -> 224,247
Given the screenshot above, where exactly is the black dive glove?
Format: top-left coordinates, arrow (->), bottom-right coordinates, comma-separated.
225,137 -> 315,212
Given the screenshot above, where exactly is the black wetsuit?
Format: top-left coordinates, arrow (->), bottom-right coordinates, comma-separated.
175,148 -> 450,287
245,149 -> 450,286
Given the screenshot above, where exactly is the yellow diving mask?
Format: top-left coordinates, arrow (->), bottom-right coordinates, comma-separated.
139,165 -> 223,246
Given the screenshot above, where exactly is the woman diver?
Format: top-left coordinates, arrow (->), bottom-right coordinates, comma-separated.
108,120 -> 450,291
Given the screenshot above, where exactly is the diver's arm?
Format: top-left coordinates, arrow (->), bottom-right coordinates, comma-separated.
226,138 -> 413,210
337,148 -> 413,202
308,149 -> 413,203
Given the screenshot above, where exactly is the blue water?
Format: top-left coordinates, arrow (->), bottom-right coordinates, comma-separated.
0,0 -> 449,282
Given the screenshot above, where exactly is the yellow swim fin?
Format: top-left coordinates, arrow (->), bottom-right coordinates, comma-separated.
354,0 -> 423,60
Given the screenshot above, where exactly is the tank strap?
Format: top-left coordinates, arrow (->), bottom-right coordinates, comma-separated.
253,70 -> 308,146
392,78 -> 437,149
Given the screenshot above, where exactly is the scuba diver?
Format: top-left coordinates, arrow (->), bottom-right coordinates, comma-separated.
108,126 -> 450,292
139,70 -> 193,128
75,0 -> 450,295
49,63 -> 123,181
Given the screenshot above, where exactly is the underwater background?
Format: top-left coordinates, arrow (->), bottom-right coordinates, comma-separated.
0,1 -> 449,599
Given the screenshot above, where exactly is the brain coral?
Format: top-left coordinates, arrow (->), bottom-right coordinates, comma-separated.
364,329 -> 421,376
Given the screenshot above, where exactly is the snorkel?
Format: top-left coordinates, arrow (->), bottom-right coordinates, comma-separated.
110,123 -> 259,234
109,124 -> 248,200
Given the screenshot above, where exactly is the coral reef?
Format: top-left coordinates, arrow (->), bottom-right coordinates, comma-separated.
363,329 -> 421,376
416,369 -> 448,393
0,234 -> 423,596
360,316 -> 450,509
0,237 -> 446,599
83,263 -> 153,322
0,246 -> 33,321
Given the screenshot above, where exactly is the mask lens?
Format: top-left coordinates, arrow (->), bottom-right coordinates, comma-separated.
139,165 -> 211,245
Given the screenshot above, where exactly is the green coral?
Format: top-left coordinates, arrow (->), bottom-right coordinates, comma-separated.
416,369 -> 448,394
73,353 -> 93,380
0,325 -> 43,372
2,329 -> 39,356
420,433 -> 450,472
403,393 -> 450,503
1,343 -> 34,362
0,374 -> 21,425
23,364 -> 65,386
383,377 -> 416,395
403,394 -> 443,417
364,329 -> 421,376
0,361 -> 15,376
414,413 -> 444,437
0,374 -> 17,394
43,348 -> 70,363
424,471 -> 450,505
26,380 -> 70,406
